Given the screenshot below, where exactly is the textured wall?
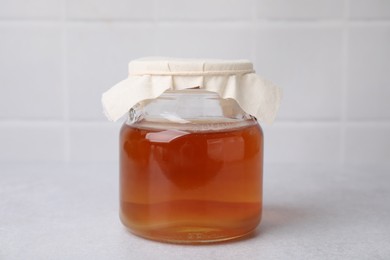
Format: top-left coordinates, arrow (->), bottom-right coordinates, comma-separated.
0,0 -> 389,163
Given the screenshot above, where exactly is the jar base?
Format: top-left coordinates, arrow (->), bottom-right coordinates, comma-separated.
124,225 -> 259,244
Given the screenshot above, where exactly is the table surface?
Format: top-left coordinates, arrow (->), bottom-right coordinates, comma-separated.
1,162 -> 389,260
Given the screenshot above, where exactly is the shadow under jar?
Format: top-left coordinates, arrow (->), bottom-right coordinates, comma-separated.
119,89 -> 263,244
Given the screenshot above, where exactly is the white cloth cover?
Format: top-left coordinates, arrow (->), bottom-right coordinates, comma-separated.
102,57 -> 282,124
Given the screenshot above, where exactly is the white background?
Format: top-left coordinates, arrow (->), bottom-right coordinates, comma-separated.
1,2 -> 390,259
0,0 -> 389,164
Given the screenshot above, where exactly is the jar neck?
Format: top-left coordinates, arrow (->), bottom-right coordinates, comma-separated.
127,89 -> 256,131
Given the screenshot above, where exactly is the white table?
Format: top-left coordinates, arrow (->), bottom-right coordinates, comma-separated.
1,163 -> 389,259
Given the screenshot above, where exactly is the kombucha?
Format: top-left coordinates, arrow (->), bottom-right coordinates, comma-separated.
120,120 -> 263,243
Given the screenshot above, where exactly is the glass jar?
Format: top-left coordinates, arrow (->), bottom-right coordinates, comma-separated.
119,89 -> 263,243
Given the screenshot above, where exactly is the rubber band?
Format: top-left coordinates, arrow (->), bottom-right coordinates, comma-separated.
129,69 -> 255,76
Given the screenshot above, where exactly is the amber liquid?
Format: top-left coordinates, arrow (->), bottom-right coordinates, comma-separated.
120,121 -> 263,243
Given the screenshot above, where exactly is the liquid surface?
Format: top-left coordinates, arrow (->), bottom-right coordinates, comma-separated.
120,121 -> 263,243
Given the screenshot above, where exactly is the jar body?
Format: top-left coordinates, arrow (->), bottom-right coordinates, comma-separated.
119,90 -> 263,243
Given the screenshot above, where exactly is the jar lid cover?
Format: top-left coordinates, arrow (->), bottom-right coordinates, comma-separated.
102,57 -> 282,124
128,57 -> 254,76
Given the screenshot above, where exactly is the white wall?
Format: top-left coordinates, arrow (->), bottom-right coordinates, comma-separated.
0,0 -> 389,164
